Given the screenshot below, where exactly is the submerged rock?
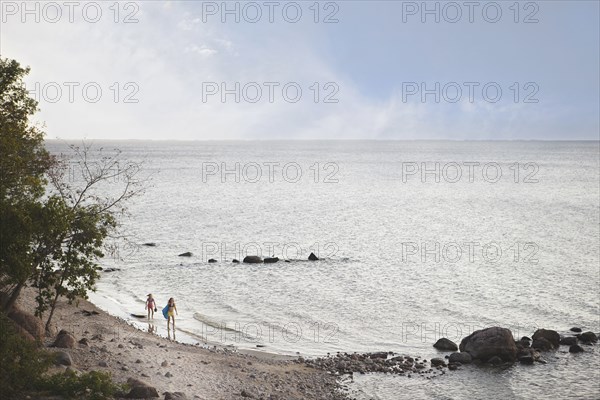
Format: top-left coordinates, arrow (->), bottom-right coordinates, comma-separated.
208,259 -> 217,263
459,327 -> 518,362
560,336 -> 578,346
143,243 -> 157,247
449,352 -> 472,364
569,344 -> 584,353
532,337 -> 554,351
519,355 -> 534,364
178,252 -> 192,257
433,338 -> 458,351
430,358 -> 446,367
577,331 -> 598,344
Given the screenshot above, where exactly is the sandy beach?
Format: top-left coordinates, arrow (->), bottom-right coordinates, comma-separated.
17,287 -> 347,400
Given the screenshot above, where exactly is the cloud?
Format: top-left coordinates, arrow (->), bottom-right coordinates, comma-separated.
184,44 -> 218,57
1,1 -> 597,140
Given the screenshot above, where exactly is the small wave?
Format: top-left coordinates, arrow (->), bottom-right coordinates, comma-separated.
193,312 -> 240,333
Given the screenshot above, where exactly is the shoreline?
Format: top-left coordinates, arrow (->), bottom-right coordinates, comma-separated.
87,290 -> 304,362
16,287 -> 347,400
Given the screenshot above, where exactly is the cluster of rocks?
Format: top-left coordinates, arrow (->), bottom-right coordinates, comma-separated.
305,326 -> 598,380
304,352 -> 450,378
175,252 -> 321,263
435,326 -> 598,368
47,328 -> 190,400
242,252 -> 320,263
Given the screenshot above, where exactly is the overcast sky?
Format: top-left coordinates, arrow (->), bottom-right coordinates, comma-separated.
1,1 -> 598,140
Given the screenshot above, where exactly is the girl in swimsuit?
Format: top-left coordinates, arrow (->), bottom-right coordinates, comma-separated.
167,297 -> 178,330
145,294 -> 156,319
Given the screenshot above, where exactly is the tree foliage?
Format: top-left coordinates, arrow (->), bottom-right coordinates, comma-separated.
0,58 -> 53,307
0,57 -> 145,331
0,312 -> 53,396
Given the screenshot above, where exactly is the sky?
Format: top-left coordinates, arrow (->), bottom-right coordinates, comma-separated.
0,0 -> 599,140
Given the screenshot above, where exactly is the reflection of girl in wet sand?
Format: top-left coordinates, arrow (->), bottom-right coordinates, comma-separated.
145,294 -> 156,319
167,297 -> 178,330
147,323 -> 156,334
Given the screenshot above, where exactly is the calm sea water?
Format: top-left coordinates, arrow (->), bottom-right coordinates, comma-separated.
46,140 -> 600,399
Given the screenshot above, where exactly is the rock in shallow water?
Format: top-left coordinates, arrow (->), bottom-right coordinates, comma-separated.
560,336 -> 578,346
449,352 -> 472,364
519,355 -> 534,365
532,329 -> 560,349
308,252 -> 319,261
430,358 -> 446,367
459,327 -> 518,362
178,252 -> 192,257
243,255 -> 262,264
433,338 -> 458,352
578,331 -> 598,344
569,344 -> 584,353
532,337 -> 554,351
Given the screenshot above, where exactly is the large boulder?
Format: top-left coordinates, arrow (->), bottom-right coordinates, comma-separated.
243,256 -> 262,264
459,327 -> 518,362
433,338 -> 458,351
53,330 -> 76,348
532,329 -> 560,349
8,307 -> 43,340
126,378 -> 159,398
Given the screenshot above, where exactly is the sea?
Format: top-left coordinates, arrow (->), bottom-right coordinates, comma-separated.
45,140 -> 600,399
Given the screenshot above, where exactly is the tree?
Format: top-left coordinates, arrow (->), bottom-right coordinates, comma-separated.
33,144 -> 144,331
0,58 -> 54,311
0,58 -> 145,331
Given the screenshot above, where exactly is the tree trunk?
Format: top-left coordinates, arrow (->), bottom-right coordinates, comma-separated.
45,260 -> 70,332
44,283 -> 63,333
2,281 -> 25,311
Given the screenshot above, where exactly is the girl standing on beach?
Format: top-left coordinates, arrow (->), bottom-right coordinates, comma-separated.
167,297 -> 178,330
145,294 -> 157,319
